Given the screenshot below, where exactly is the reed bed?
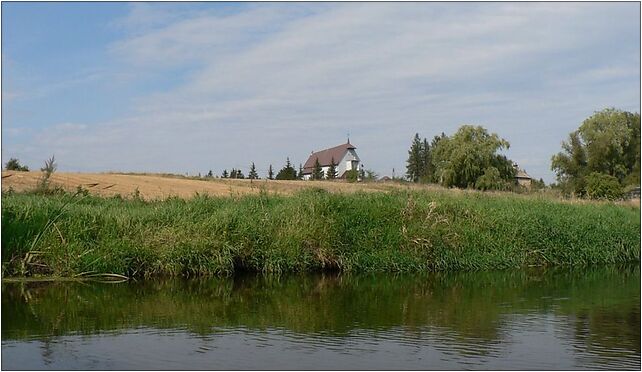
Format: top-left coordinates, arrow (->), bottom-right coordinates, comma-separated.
2,188 -> 639,278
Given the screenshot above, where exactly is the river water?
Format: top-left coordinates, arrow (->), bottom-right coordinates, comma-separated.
2,265 -> 639,370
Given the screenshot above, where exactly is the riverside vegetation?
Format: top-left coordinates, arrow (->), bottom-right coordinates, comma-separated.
2,187 -> 639,278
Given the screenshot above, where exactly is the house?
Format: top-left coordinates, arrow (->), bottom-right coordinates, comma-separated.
514,165 -> 532,188
301,141 -> 361,180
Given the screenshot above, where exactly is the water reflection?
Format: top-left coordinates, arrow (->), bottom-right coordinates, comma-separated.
2,265 -> 640,370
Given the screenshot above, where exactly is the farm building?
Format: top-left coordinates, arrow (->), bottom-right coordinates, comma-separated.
514,165 -> 532,188
301,141 -> 361,180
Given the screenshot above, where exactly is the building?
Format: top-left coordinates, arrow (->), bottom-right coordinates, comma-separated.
301,141 -> 361,180
514,165 -> 532,188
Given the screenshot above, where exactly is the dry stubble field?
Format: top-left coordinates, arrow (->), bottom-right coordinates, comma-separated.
0,171 -> 432,199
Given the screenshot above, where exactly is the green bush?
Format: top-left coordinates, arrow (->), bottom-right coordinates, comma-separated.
585,172 -> 623,200
345,169 -> 359,183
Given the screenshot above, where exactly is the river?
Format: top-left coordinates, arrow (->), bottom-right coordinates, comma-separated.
2,265 -> 639,370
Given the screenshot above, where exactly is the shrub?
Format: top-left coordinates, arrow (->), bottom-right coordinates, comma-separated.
5,158 -> 29,171
345,169 -> 359,183
585,172 -> 623,200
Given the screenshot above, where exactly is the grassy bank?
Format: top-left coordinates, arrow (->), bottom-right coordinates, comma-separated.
2,189 -> 639,277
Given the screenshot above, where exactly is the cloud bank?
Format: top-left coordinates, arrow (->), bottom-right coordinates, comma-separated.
3,2 -> 640,180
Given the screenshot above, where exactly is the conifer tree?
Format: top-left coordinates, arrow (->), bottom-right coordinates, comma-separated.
207,170 -> 213,178
268,164 -> 274,180
276,157 -> 297,180
248,162 -> 258,179
326,157 -> 337,179
312,158 -> 324,180
406,133 -> 423,182
298,163 -> 304,180
222,169 -> 229,178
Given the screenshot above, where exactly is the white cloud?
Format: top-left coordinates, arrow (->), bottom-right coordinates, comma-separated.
6,2 -> 640,181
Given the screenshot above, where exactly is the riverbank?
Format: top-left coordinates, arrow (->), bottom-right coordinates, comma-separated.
2,189 -> 639,277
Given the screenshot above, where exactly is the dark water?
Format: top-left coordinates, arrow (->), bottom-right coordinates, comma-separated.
2,265 -> 640,370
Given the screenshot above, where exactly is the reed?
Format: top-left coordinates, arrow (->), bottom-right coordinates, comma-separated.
2,188 -> 639,277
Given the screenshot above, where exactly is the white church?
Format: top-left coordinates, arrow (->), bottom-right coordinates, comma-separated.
301,141 -> 361,180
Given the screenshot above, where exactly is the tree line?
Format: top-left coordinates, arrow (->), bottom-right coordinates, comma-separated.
404,107 -> 640,199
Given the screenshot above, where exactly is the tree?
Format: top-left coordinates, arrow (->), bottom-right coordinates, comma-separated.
551,108 -> 640,196
206,170 -> 213,178
432,125 -> 515,189
268,164 -> 274,180
364,169 -> 378,181
298,163 -> 304,180
475,167 -> 510,191
5,158 -> 29,171
406,133 -> 423,182
420,138 -> 432,182
406,134 -> 433,183
222,169 -> 229,178
276,157 -> 297,180
248,162 -> 258,180
312,158 -> 324,180
230,168 -> 237,179
326,157 -> 337,180
236,170 -> 245,179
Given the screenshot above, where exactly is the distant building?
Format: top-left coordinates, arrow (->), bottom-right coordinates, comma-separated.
514,164 -> 532,188
301,141 -> 361,180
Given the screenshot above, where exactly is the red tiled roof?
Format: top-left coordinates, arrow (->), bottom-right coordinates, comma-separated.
302,142 -> 356,173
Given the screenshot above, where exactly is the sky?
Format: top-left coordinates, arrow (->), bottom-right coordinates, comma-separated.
2,2 -> 640,182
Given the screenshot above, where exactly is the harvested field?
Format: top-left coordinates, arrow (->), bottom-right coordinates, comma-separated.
0,171 -> 431,199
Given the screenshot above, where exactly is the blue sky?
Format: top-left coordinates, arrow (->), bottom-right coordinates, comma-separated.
2,2 -> 640,182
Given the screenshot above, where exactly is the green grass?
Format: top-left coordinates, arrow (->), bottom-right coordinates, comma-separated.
2,188 -> 639,277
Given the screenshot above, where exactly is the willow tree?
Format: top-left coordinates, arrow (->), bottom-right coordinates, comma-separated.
432,125 -> 515,189
552,108 -> 640,196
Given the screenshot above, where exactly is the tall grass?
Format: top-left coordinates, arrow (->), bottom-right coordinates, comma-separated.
2,188 -> 639,278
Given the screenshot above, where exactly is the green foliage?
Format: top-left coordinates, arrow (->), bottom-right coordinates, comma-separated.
364,169 -> 378,182
268,165 -> 274,180
552,108 -> 641,196
311,158 -> 324,180
585,172 -> 624,200
206,170 -> 213,178
475,167 -> 511,191
34,155 -> 58,194
345,169 -> 359,183
2,189 -> 639,278
432,126 -> 515,188
531,178 -> 546,191
276,158 -> 297,180
406,134 -> 433,183
222,170 -> 229,178
326,157 -> 337,180
298,164 -> 304,180
5,158 -> 29,171
248,162 -> 258,180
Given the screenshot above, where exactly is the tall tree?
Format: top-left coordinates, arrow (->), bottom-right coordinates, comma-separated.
551,108 -> 640,196
207,170 -> 213,178
312,158 -> 324,180
268,164 -> 274,180
248,162 -> 258,179
298,163 -> 304,180
222,169 -> 229,178
276,157 -> 297,180
420,138 -> 432,182
406,133 -> 423,182
326,157 -> 337,180
432,125 -> 515,189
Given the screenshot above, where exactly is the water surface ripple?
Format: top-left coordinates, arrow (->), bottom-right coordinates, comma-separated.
2,265 -> 639,370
